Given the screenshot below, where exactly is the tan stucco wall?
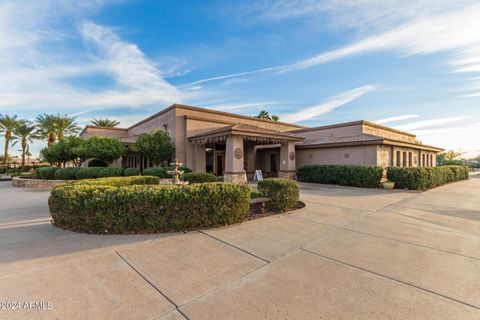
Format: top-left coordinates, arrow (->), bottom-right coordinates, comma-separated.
296,145 -> 378,167
363,123 -> 416,143
294,124 -> 363,140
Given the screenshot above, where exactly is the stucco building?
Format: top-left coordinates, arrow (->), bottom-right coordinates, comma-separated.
80,104 -> 443,182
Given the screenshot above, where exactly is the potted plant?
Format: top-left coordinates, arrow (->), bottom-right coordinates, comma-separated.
382,180 -> 395,190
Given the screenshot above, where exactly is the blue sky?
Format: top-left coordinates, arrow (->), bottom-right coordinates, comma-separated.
1,0 -> 480,157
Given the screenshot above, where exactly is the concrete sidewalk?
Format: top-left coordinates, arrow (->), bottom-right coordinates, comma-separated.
1,176 -> 480,319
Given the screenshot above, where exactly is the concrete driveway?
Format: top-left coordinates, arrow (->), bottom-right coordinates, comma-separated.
1,176 -> 480,319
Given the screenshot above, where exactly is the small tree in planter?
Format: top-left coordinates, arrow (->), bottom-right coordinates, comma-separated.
132,130 -> 175,167
40,136 -> 84,167
74,136 -> 126,166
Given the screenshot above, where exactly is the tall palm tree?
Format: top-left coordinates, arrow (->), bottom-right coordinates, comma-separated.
0,114 -> 23,167
36,114 -> 57,147
90,118 -> 120,127
12,121 -> 39,168
53,114 -> 80,141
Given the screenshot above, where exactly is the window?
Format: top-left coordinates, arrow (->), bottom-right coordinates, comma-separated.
396,151 -> 401,166
344,153 -> 350,159
422,154 -> 425,167
408,152 -> 412,167
402,152 -> 407,167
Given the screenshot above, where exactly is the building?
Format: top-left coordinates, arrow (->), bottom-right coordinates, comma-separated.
80,104 -> 443,182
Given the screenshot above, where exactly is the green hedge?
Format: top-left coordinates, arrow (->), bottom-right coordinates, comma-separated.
123,167 -> 141,176
38,167 -> 60,180
143,166 -> 192,178
387,165 -> 469,190
75,167 -> 123,180
72,176 -> 159,187
182,172 -> 217,184
49,179 -> 250,233
257,178 -> 299,212
54,167 -> 81,180
297,165 -> 383,188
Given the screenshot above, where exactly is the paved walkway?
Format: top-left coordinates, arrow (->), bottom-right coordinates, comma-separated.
1,176 -> 480,319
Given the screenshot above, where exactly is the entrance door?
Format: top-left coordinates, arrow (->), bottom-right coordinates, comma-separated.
270,154 -> 278,177
215,153 -> 225,176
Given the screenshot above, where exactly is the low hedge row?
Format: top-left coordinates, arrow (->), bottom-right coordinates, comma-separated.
258,178 -> 299,212
72,176 -> 160,187
143,166 -> 192,178
297,165 -> 383,188
182,172 -> 217,184
387,165 -> 469,190
38,166 -> 145,180
49,178 -> 250,233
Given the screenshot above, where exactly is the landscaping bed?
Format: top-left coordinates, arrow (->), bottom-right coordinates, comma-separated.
49,177 -> 301,234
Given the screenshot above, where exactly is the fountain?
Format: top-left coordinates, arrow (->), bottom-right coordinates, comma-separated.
167,159 -> 189,185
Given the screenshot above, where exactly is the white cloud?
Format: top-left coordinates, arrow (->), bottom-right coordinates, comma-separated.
395,117 -> 467,131
374,114 -> 419,124
281,85 -> 377,123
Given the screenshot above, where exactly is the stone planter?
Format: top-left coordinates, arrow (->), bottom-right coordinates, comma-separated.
0,174 -> 12,181
382,181 -> 395,190
12,177 -> 68,188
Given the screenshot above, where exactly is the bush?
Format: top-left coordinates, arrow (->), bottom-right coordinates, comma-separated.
143,166 -> 192,178
250,188 -> 263,199
97,167 -> 124,178
387,165 -> 469,190
88,159 -> 109,167
182,172 -> 217,184
49,180 -> 250,233
38,166 -> 60,180
123,167 -> 141,176
73,176 -> 160,187
54,167 -> 81,180
0,166 -> 6,174
74,167 -> 122,180
297,165 -> 383,188
257,178 -> 299,212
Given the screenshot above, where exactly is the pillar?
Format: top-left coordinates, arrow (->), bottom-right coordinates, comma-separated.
224,136 -> 246,183
245,143 -> 256,180
194,144 -> 206,172
279,142 -> 296,179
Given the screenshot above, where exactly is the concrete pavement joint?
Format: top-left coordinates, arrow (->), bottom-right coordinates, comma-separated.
300,248 -> 480,311
115,251 -> 191,320
198,230 -> 270,263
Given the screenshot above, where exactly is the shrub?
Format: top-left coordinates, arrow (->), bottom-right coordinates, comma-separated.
49,180 -> 250,233
182,172 -> 217,184
387,165 -> 469,190
75,167 -> 101,180
88,158 -> 109,167
54,167 -> 81,180
73,176 -> 160,187
97,167 -> 124,178
257,178 -> 299,212
143,166 -> 192,178
38,166 -> 60,180
297,165 -> 383,188
123,167 -> 141,176
250,188 -> 263,199
0,166 -> 6,174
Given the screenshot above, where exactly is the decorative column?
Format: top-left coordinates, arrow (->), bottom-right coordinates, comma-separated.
279,142 -> 296,179
193,144 -> 206,172
224,136 -> 246,183
245,143 -> 256,180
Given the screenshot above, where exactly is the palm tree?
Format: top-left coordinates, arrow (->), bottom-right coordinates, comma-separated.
254,110 -> 280,121
53,114 -> 80,141
0,114 -> 23,167
12,121 -> 39,168
90,118 -> 120,127
36,114 -> 57,147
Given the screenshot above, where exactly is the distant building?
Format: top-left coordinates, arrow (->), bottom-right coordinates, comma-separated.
80,104 -> 443,183
8,156 -> 45,168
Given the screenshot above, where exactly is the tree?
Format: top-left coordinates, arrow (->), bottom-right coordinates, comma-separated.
36,114 -> 58,147
132,130 -> 175,166
254,110 -> 280,121
90,118 -> 120,127
54,114 -> 80,141
12,121 -> 39,168
40,136 -> 84,167
444,150 -> 465,161
0,114 -> 24,167
74,136 -> 126,165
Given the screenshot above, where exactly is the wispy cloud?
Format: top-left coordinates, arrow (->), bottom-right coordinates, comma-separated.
395,116 -> 467,131
281,85 -> 377,123
186,1 -> 480,94
374,114 -> 419,124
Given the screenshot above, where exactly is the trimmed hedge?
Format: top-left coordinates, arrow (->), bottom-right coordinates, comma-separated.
54,167 -> 81,180
387,165 -> 469,190
182,172 -> 217,184
72,176 -> 160,187
49,179 -> 250,233
143,166 -> 192,178
257,178 -> 299,212
38,167 -> 60,180
297,165 -> 383,188
123,167 -> 141,176
75,167 -> 123,180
